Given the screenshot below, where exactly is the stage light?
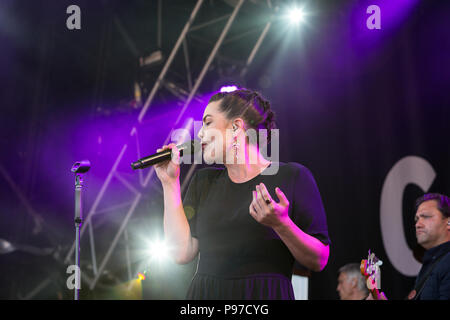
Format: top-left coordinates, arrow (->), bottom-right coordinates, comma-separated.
219,85 -> 239,93
287,7 -> 305,24
0,239 -> 15,254
139,50 -> 163,67
213,73 -> 244,93
137,272 -> 146,281
148,239 -> 170,263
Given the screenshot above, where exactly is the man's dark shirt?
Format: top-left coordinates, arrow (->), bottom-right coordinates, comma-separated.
414,241 -> 450,300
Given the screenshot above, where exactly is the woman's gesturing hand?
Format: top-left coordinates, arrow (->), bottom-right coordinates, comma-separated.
249,183 -> 290,228
154,143 -> 181,186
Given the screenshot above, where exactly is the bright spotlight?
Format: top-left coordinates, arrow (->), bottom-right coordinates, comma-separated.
287,7 -> 305,24
219,85 -> 239,93
148,239 -> 170,262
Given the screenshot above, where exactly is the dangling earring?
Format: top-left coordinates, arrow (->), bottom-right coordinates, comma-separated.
232,125 -> 239,161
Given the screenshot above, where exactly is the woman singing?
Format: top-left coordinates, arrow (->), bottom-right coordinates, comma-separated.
154,89 -> 330,299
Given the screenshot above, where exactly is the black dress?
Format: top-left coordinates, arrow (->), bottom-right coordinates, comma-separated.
182,162 -> 330,300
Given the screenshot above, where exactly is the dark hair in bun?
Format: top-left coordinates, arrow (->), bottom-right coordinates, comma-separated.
209,88 -> 277,144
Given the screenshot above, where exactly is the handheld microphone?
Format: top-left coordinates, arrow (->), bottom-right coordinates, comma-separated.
131,140 -> 200,170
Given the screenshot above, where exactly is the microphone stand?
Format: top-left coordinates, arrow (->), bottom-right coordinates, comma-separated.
71,160 -> 91,300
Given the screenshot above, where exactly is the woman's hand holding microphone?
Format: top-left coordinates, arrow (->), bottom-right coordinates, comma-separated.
154,143 -> 181,186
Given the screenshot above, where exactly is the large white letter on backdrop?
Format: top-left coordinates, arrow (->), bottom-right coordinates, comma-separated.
380,156 -> 436,277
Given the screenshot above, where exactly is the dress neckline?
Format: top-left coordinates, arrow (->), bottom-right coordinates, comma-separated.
224,161 -> 274,185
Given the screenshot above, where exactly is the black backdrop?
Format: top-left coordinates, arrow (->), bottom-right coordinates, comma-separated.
0,0 -> 449,300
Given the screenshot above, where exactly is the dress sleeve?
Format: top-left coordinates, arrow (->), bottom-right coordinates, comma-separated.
290,164 -> 331,246
182,171 -> 200,238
